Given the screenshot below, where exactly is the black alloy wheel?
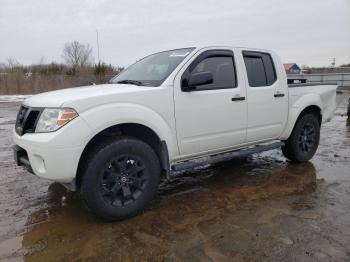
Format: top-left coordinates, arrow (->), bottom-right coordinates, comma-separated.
100,155 -> 147,207
298,123 -> 316,153
282,113 -> 320,162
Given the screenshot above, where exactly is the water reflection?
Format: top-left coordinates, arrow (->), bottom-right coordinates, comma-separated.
21,158 -> 317,261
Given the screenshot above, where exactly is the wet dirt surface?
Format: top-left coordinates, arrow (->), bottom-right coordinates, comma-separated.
0,94 -> 349,261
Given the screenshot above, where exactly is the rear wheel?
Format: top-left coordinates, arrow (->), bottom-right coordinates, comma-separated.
81,137 -> 160,221
282,113 -> 320,162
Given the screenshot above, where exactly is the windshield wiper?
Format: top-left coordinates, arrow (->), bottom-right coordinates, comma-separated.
116,80 -> 143,86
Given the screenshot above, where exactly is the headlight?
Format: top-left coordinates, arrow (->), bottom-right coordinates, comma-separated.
35,108 -> 78,133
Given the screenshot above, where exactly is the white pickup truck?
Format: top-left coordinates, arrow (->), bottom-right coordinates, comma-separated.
13,46 -> 337,220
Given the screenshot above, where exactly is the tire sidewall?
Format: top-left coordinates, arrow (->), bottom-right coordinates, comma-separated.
289,114 -> 320,162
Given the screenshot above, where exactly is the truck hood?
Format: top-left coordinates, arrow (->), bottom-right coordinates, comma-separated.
23,84 -> 157,110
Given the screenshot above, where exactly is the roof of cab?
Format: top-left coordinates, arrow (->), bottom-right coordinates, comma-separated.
196,45 -> 274,53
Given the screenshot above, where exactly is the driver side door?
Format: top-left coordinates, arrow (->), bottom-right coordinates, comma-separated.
173,49 -> 247,158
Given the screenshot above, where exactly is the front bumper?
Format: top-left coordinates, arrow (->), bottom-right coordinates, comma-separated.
12,116 -> 92,183
13,145 -> 33,174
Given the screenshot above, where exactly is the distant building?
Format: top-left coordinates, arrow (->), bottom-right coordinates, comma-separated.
284,63 -> 301,74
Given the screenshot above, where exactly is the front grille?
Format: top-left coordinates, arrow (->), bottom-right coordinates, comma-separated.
15,106 -> 41,135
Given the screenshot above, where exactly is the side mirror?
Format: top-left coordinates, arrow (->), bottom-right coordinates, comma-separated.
183,71 -> 213,91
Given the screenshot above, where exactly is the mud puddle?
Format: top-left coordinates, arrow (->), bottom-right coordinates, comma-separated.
0,94 -> 349,261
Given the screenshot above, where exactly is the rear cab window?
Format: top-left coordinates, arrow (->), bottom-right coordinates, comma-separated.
243,51 -> 277,87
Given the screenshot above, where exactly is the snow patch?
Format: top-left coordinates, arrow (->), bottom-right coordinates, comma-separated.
0,95 -> 31,102
0,116 -> 15,125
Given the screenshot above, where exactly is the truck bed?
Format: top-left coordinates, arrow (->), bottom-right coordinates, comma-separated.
288,83 -> 337,124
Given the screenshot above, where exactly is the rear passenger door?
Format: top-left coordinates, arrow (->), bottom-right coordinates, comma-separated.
242,51 -> 288,142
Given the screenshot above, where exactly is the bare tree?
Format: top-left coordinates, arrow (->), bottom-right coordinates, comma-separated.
6,57 -> 20,71
62,41 -> 93,68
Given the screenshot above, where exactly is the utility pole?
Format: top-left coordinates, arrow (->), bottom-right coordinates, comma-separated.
331,57 -> 336,68
96,29 -> 100,62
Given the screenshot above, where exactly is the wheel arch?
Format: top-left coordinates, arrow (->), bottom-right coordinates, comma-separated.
76,123 -> 171,190
280,103 -> 322,140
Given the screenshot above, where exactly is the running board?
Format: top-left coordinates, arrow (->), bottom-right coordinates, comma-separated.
171,141 -> 284,172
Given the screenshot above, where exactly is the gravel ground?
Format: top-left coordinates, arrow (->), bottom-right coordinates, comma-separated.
0,94 -> 349,262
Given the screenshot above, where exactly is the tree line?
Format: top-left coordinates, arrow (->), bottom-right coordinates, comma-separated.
0,41 -> 124,95
0,41 -> 123,78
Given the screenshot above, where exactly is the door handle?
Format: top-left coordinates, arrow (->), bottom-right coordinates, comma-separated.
274,93 -> 285,98
231,96 -> 246,101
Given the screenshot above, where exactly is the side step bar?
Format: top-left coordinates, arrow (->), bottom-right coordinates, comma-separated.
171,141 -> 284,172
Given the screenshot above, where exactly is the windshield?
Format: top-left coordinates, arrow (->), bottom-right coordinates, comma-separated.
110,47 -> 195,86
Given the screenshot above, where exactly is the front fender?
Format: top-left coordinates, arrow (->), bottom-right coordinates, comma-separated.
280,93 -> 322,140
79,103 -> 178,159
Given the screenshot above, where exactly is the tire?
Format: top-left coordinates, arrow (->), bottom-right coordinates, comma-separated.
282,113 -> 320,162
80,137 -> 160,221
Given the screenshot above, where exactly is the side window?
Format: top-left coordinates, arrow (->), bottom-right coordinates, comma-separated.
243,51 -> 277,87
243,56 -> 266,87
191,57 -> 236,90
181,50 -> 237,91
261,53 -> 276,85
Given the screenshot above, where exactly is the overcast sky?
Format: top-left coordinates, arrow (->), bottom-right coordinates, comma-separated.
0,0 -> 349,67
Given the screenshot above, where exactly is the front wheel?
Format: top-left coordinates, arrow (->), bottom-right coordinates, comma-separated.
80,137 -> 160,221
282,113 -> 320,162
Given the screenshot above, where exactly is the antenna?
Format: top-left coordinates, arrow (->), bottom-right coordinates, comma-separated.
96,29 -> 100,62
